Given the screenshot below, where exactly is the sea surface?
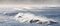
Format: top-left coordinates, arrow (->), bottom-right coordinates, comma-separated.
0,7 -> 60,26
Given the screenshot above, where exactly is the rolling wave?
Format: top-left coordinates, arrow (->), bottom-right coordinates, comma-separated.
0,7 -> 60,26
14,13 -> 58,25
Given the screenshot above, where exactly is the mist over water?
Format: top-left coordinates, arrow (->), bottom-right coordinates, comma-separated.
0,7 -> 60,26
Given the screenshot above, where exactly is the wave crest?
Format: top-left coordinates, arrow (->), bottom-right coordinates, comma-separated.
14,13 -> 58,25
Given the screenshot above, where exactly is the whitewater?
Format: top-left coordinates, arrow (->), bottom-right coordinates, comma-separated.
0,6 -> 60,26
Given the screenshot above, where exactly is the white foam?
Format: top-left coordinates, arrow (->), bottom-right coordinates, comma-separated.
14,13 -> 56,23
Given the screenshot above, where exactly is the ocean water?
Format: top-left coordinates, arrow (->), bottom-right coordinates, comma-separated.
0,7 -> 60,26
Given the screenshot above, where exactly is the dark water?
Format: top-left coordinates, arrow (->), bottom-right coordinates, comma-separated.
0,7 -> 60,26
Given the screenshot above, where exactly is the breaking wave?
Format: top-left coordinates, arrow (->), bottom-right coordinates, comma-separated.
0,6 -> 60,26
14,13 -> 58,25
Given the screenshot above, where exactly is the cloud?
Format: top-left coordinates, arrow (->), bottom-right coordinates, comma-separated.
0,0 -> 60,5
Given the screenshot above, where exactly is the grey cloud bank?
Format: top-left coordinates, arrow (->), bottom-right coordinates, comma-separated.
0,0 -> 60,5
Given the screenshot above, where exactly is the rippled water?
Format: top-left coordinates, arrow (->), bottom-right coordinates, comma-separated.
0,7 -> 60,26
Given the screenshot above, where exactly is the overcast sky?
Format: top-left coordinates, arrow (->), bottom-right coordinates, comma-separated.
0,0 -> 60,8
0,0 -> 60,5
